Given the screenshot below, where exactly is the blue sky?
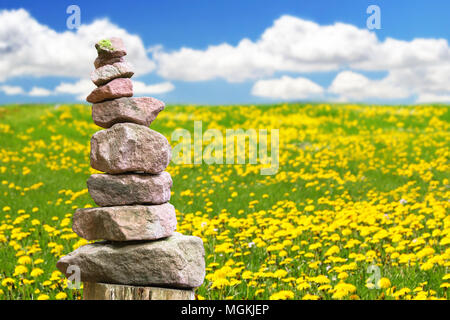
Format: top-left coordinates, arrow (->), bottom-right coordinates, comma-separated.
0,0 -> 449,104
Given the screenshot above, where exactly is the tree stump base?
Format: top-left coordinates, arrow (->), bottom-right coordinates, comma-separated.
83,282 -> 195,300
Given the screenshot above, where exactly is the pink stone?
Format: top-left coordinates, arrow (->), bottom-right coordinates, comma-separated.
72,203 -> 177,241
92,97 -> 164,128
90,123 -> 172,174
86,78 -> 133,103
87,172 -> 173,206
94,56 -> 124,69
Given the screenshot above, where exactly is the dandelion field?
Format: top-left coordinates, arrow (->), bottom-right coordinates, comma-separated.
0,102 -> 449,300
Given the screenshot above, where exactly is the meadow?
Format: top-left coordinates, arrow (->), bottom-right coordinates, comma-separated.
0,102 -> 449,300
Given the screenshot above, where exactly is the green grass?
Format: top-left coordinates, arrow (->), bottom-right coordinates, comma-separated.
0,102 -> 449,300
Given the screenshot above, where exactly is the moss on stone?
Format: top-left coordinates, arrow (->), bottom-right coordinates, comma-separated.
97,39 -> 114,52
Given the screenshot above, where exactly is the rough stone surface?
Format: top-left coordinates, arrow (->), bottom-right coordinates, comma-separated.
90,123 -> 171,174
87,172 -> 172,207
94,56 -> 125,69
72,203 -> 176,241
92,97 -> 164,128
91,62 -> 134,86
86,78 -> 133,104
83,282 -> 195,300
56,232 -> 205,288
95,37 -> 127,59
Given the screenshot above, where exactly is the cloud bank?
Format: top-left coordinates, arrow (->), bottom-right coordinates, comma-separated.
0,9 -> 449,103
0,8 -> 155,81
155,15 -> 450,103
0,9 -> 173,101
251,76 -> 324,100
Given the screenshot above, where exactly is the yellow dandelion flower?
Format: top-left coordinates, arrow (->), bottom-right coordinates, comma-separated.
302,294 -> 320,300
42,280 -> 52,286
325,245 -> 340,257
1,278 -> 15,287
269,290 -> 294,300
30,268 -> 44,277
296,282 -> 311,291
13,265 -> 28,276
420,261 -> 434,271
55,292 -> 67,300
378,277 -> 391,289
17,256 -> 32,265
338,272 -> 349,280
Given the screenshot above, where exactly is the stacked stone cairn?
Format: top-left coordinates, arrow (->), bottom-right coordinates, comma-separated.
56,38 -> 205,300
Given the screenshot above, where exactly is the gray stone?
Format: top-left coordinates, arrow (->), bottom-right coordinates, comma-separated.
90,123 -> 171,174
87,172 -> 172,207
91,62 -> 134,86
72,203 -> 177,241
56,233 -> 205,288
92,97 -> 164,128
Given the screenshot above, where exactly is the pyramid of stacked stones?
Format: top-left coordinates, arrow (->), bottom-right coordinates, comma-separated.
56,38 -> 205,294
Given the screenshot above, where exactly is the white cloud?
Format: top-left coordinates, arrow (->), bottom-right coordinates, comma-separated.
0,85 -> 25,95
352,38 -> 450,71
0,9 -> 172,102
328,71 -> 410,101
154,14 -> 450,102
416,93 -> 450,104
385,64 -> 450,97
155,15 -> 450,84
54,79 -> 95,101
251,76 -> 323,100
154,16 -> 378,82
28,86 -> 53,97
133,81 -> 175,95
53,79 -> 173,101
0,8 -> 155,82
329,66 -> 450,102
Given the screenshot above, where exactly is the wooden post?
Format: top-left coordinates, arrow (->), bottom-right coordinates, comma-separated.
83,282 -> 195,300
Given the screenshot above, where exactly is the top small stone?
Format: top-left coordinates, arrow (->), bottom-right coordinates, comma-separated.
95,37 -> 127,59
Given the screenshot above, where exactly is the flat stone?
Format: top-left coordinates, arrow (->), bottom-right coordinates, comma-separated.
94,56 -> 125,69
83,282 -> 195,300
92,97 -> 164,128
95,37 -> 127,59
87,172 -> 172,206
90,123 -> 171,174
86,78 -> 133,104
56,232 -> 205,288
72,203 -> 176,241
91,62 -> 134,86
